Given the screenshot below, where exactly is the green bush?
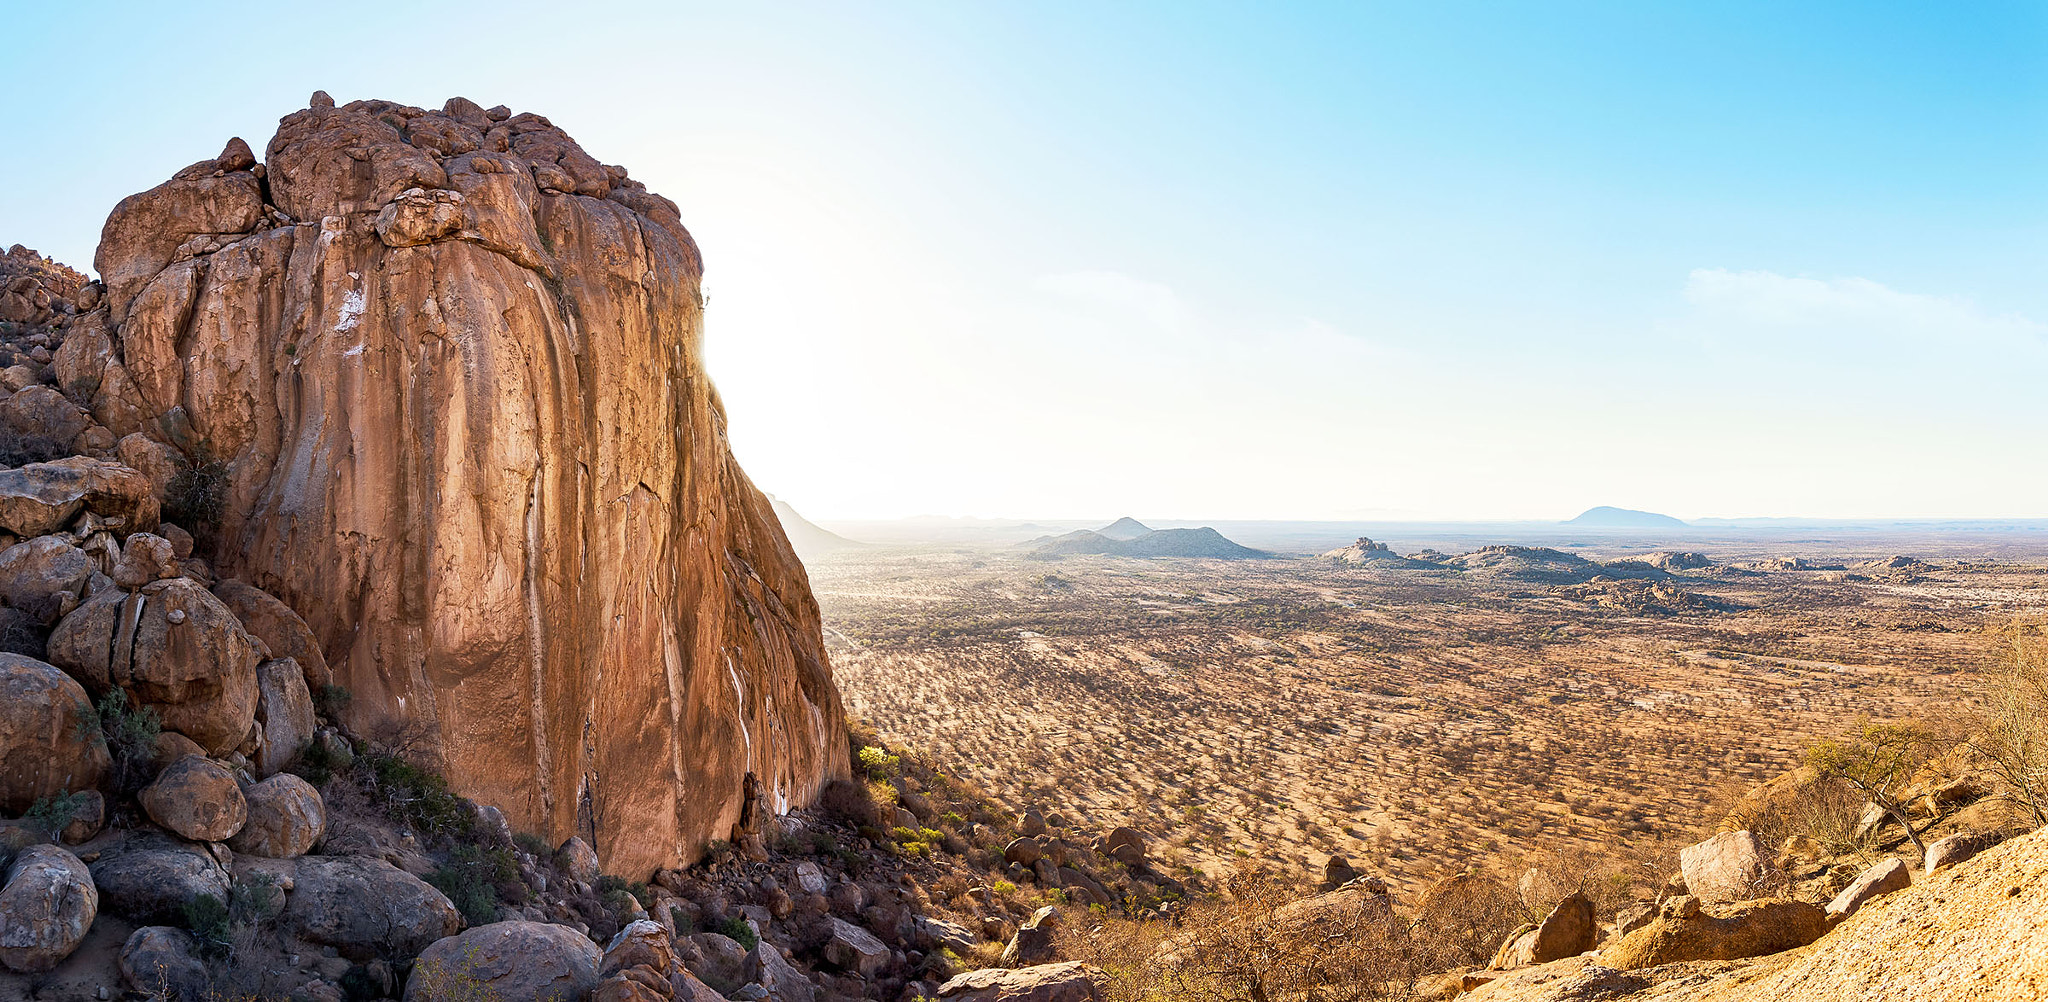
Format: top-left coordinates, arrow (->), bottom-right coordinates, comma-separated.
290,731 -> 350,787
24,791 -> 86,842
717,915 -> 759,950
0,429 -> 73,468
181,872 -> 278,960
429,844 -> 523,927
93,689 -> 160,795
597,874 -> 655,911
857,745 -> 899,779
182,893 -> 233,958
314,684 -> 352,721
363,752 -> 476,842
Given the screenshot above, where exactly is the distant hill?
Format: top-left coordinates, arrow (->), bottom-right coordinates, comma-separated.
1320,536 -> 1394,562
1449,545 -> 1667,585
769,496 -> 865,562
1030,525 -> 1265,560
1097,517 -> 1154,541
1608,550 -> 1714,572
1564,506 -> 1688,528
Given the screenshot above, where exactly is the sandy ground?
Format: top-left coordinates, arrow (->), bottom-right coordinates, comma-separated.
814,542 -> 2043,896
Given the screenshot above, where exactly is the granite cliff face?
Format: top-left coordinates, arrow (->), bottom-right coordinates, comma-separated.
73,92 -> 848,877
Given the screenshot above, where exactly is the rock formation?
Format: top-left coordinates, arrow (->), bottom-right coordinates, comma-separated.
71,92 -> 848,875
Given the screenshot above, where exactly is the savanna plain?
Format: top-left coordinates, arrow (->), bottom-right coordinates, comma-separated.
816,529 -> 2048,902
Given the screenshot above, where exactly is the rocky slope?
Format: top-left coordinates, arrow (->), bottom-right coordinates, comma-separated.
64,92 -> 847,877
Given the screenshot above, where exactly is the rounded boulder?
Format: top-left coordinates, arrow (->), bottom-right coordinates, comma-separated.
140,754 -> 247,842
0,653 -> 110,814
0,535 -> 91,625
120,926 -> 209,999
1004,837 -> 1043,867
286,855 -> 461,962
0,844 -> 98,973
226,773 -> 324,858
48,576 -> 259,754
89,832 -> 230,925
407,921 -> 603,1000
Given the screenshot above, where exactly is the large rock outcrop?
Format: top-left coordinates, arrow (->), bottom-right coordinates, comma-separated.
81,93 -> 849,876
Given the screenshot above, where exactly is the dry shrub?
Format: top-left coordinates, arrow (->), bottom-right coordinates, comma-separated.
1064,867 -> 1420,1002
1806,720 -> 1942,856
818,778 -> 881,828
1715,765 -> 1873,862
1406,868 -> 1521,970
1973,620 -> 2048,828
1484,842 -> 1659,929
407,947 -> 509,1001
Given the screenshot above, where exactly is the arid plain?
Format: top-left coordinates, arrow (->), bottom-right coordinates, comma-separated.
815,528 -> 2048,898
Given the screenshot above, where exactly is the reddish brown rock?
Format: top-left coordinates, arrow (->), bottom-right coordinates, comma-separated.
87,94 -> 849,877
252,656 -> 317,776
139,754 -> 247,842
1826,856 -> 1910,922
0,653 -> 109,814
0,458 -> 158,541
94,141 -> 264,323
1924,831 -> 2008,875
110,531 -> 178,588
213,580 -> 333,692
227,772 -> 324,858
47,576 -> 259,754
1599,896 -> 1826,970
1678,829 -> 1773,904
281,855 -> 460,962
0,535 -> 91,625
1490,890 -> 1597,968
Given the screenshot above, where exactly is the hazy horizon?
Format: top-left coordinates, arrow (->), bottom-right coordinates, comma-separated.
810,509 -> 2048,526
6,2 -> 2042,523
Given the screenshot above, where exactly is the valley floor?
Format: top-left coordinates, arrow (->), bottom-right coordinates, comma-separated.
815,542 -> 2048,897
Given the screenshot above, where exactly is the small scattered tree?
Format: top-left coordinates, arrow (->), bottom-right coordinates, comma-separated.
1805,720 -> 1939,855
1971,621 -> 2048,827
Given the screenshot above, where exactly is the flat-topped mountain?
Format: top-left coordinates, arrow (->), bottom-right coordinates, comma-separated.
1030,522 -> 1265,559
1566,506 -> 1689,528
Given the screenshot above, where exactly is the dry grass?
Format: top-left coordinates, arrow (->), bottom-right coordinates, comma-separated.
815,546 -> 2039,900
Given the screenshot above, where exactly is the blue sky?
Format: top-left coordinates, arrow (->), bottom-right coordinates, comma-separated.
4,2 -> 2042,519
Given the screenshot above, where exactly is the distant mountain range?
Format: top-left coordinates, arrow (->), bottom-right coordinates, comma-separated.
1564,506 -> 1689,528
1028,519 -> 1266,559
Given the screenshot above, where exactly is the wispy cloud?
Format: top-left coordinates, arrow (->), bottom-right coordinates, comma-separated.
1680,268 -> 2045,352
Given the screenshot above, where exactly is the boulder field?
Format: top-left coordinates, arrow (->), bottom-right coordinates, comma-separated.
58,91 -> 847,876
